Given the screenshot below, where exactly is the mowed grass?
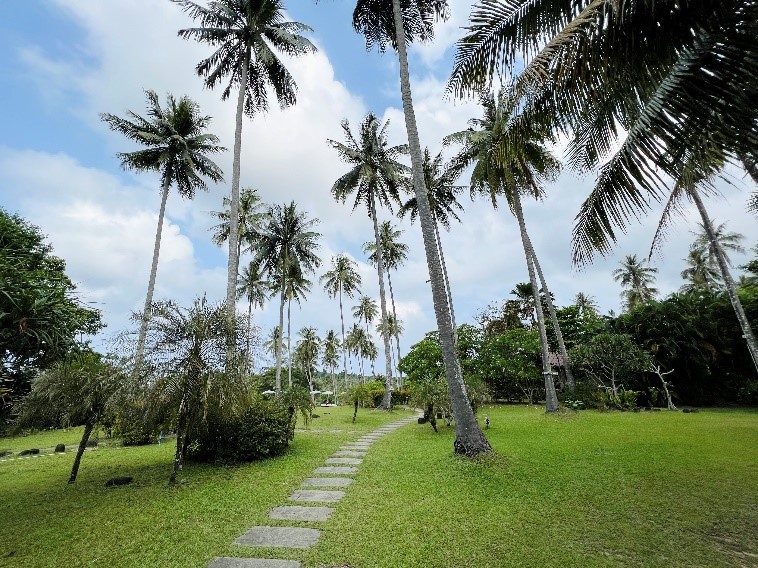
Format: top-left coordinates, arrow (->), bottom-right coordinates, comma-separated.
1,406 -> 756,568
0,406 -> 413,568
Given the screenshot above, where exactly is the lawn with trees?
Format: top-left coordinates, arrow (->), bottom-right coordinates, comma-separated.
1,0 -> 757,566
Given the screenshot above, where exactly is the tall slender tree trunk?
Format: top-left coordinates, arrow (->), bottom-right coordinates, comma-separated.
275,284 -> 286,392
331,366 -> 337,405
386,268 -> 403,384
512,192 -> 559,412
68,413 -> 97,483
390,0 -> 491,455
339,286 -> 348,401
365,317 -> 376,376
226,48 -> 251,322
525,234 -> 575,389
134,176 -> 171,375
691,188 -> 758,373
287,297 -> 293,388
169,396 -> 189,485
434,222 -> 457,335
245,300 -> 253,371
370,196 -> 394,409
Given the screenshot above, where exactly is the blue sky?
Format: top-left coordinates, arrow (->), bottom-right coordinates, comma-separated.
1,0 -> 755,372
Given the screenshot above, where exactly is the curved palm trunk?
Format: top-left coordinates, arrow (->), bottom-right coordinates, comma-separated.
386,268 -> 403,383
287,297 -> 293,388
525,234 -> 575,389
434,221 -> 457,334
68,412 -> 98,483
275,284 -> 286,392
225,47 -> 251,322
339,286 -> 348,401
391,0 -> 491,455
369,194 -> 394,409
134,176 -> 171,375
691,189 -> 758,373
513,192 -> 559,412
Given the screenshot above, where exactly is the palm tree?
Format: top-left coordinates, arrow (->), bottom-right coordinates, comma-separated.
210,187 -> 266,264
100,91 -> 224,373
295,327 -> 320,396
264,326 -> 281,364
174,0 -> 317,321
328,114 -> 408,409
236,261 -> 271,368
345,323 -> 368,382
322,329 -> 341,403
350,0 -> 491,454
574,292 -> 599,316
252,202 -> 321,391
274,264 -> 312,388
400,148 -> 465,334
352,295 -> 379,375
363,221 -> 408,375
692,222 -> 746,268
376,313 -> 404,382
449,1 -> 758,242
446,89 -> 562,411
361,337 -> 378,379
680,249 -> 722,293
320,255 -> 362,396
613,254 -> 659,312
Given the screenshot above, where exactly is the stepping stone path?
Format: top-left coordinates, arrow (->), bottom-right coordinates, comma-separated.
208,414 -> 419,568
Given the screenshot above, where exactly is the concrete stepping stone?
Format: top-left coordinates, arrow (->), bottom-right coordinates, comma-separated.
289,489 -> 345,503
209,558 -> 301,568
302,477 -> 353,487
269,505 -> 334,521
343,442 -> 371,448
325,457 -> 362,465
235,526 -> 320,548
313,466 -> 357,475
333,450 -> 366,457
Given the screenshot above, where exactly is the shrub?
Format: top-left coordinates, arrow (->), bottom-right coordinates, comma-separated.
391,388 -> 411,406
189,397 -> 295,463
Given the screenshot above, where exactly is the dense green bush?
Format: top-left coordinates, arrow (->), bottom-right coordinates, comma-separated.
188,397 -> 294,463
391,387 -> 410,406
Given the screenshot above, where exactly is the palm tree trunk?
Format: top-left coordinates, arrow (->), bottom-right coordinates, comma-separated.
246,300 -> 253,371
275,284 -> 286,392
386,268 -> 403,384
390,0 -> 491,455
370,194 -> 394,409
365,318 -> 376,376
512,192 -> 559,412
169,396 -> 189,484
225,47 -> 251,322
68,413 -> 97,483
691,188 -> 758,373
134,176 -> 171,375
287,297 -> 293,388
525,234 -> 575,389
434,221 -> 457,335
339,286 -> 348,401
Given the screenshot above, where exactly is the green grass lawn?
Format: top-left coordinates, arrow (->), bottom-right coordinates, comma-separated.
1,406 -> 756,567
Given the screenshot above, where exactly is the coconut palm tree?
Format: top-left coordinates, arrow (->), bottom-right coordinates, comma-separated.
273,264 -> 312,388
328,114 -> 408,408
101,91 -> 224,374
574,292 -> 598,316
320,255 -> 362,396
345,323 -> 368,382
173,0 -> 317,321
680,249 -> 722,293
363,221 -> 408,375
236,261 -> 271,368
613,254 -> 659,312
352,295 -> 379,374
446,89 -> 562,411
264,326 -> 281,364
295,327 -> 320,396
376,313 -> 404,381
692,222 -> 746,269
449,1 -> 758,244
252,202 -> 321,391
400,148 -> 465,334
322,329 -> 340,402
210,187 -> 266,265
350,0 -> 490,453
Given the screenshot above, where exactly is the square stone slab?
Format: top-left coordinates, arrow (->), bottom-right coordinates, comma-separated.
343,443 -> 371,448
302,477 -> 353,487
269,505 -> 334,521
333,450 -> 366,457
325,457 -> 362,465
289,489 -> 345,503
209,558 -> 301,568
313,466 -> 358,475
235,526 -> 320,548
